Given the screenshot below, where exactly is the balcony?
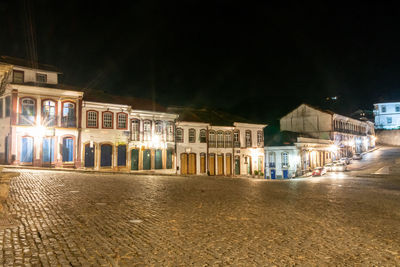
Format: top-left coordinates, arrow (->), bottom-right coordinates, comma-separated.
61,116 -> 76,128
269,162 -> 276,168
209,141 -> 216,148
233,141 -> 240,148
18,114 -> 36,126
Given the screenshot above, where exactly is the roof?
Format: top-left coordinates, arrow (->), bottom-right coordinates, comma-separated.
83,89 -> 167,112
12,82 -> 81,91
167,106 -> 255,126
0,56 -> 61,73
265,131 -> 314,146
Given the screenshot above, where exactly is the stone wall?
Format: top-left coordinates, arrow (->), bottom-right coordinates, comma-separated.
376,130 -> 400,146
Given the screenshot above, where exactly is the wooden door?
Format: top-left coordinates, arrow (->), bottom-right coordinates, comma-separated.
234,156 -> 240,175
180,153 -> 188,174
217,154 -> 224,175
200,153 -> 206,173
100,144 -> 112,167
225,154 -> 232,175
208,154 -> 215,175
166,149 -> 173,169
155,149 -> 162,169
188,153 -> 196,174
143,149 -> 151,170
85,144 -> 95,167
131,149 -> 139,170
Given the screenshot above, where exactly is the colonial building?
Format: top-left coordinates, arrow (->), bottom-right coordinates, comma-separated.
265,131 -> 337,179
0,56 -> 83,167
80,100 -> 178,173
374,102 -> 400,130
168,107 -> 266,177
280,104 -> 375,158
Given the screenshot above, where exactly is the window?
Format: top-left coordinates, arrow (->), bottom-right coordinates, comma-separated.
143,120 -> 152,141
381,106 -> 386,113
245,130 -> 252,147
62,137 -> 74,162
102,111 -> 113,129
155,121 -> 163,136
62,102 -> 76,127
36,73 -> 47,83
257,130 -> 263,147
200,129 -> 206,143
387,117 -> 392,124
209,130 -> 216,147
176,128 -> 183,143
13,70 -> 24,83
282,152 -> 288,167
225,131 -> 232,148
188,128 -> 196,143
19,98 -> 36,125
268,152 -> 275,168
166,122 -> 174,142
117,113 -> 127,129
216,131 -> 224,148
87,110 -> 98,128
5,96 -> 10,117
0,98 -> 3,118
233,130 -> 240,148
396,105 -> 400,112
42,100 -> 56,126
131,119 -> 140,141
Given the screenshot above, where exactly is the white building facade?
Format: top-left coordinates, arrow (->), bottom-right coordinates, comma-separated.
280,104 -> 375,158
374,102 -> 400,130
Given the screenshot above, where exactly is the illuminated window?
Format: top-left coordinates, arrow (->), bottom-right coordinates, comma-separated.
62,102 -> 75,127
36,73 -> 47,83
282,152 -> 288,167
381,106 -> 386,113
87,111 -> 98,128
189,128 -> 196,143
102,112 -> 113,129
176,128 -> 183,143
396,105 -> 400,112
155,121 -> 163,135
387,117 -> 392,124
42,100 -> 56,126
19,98 -> 36,125
117,113 -> 127,129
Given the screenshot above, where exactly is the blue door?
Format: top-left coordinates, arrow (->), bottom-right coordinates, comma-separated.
42,138 -> 54,164
283,170 -> 289,179
117,145 -> 126,166
270,169 -> 276,179
21,137 -> 34,163
62,138 -> 74,162
101,144 -> 112,167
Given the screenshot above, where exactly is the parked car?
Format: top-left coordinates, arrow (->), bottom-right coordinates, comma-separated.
324,163 -> 334,172
353,153 -> 362,160
312,167 -> 327,176
339,157 -> 351,165
332,162 -> 347,172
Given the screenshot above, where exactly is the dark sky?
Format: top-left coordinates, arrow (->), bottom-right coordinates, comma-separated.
2,1 -> 400,125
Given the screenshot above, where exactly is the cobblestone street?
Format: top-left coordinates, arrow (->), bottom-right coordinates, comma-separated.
1,168 -> 400,266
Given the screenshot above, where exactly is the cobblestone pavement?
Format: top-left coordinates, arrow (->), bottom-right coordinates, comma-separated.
1,168 -> 400,266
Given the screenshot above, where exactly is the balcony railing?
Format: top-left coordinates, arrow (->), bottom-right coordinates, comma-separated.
209,140 -> 216,148
234,141 -> 240,148
18,114 -> 36,126
269,162 -> 276,168
61,117 -> 76,127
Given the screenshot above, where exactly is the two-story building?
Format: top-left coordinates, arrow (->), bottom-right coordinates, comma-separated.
0,56 -> 83,167
168,107 -> 267,177
280,104 -> 375,158
79,99 -> 178,173
374,102 -> 400,130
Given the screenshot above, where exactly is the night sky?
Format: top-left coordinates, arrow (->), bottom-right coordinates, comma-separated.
2,1 -> 400,126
